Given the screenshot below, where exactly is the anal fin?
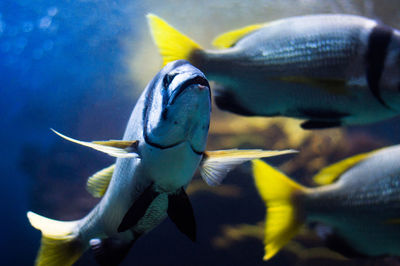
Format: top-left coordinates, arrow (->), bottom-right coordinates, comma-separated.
168,187 -> 196,242
90,237 -> 136,266
118,184 -> 160,232
300,120 -> 341,130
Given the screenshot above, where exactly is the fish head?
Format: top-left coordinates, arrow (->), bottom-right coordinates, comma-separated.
143,60 -> 211,154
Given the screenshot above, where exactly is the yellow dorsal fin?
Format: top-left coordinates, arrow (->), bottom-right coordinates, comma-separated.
87,164 -> 115,198
200,149 -> 297,186
252,160 -> 310,260
212,23 -> 266,49
313,151 -> 377,185
147,13 -> 202,66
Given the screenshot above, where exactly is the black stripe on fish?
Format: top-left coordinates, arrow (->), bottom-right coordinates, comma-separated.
118,183 -> 160,232
167,187 -> 196,242
214,89 -> 258,116
90,237 -> 137,266
161,73 -> 180,120
142,60 -> 189,128
365,24 -> 393,109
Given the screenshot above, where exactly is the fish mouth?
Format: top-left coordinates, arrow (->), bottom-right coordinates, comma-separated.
168,75 -> 210,105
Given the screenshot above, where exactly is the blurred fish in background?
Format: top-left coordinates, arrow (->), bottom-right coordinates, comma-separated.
147,13 -> 400,129
252,145 -> 400,261
2,0 -> 400,265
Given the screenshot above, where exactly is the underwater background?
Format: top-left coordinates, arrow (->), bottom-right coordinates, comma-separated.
2,0 -> 400,265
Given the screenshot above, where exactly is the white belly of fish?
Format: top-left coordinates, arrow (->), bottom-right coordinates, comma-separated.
140,141 -> 201,192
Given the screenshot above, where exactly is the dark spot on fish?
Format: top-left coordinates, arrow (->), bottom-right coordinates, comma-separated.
214,89 -> 256,116
365,23 -> 393,109
299,108 -> 349,120
162,107 -> 168,120
174,121 -> 178,125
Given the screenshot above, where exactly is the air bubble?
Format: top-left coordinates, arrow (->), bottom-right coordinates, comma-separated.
43,40 -> 54,51
22,22 -> 34,32
47,7 -> 59,17
39,16 -> 52,29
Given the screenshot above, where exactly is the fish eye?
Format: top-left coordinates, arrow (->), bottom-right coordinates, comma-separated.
163,73 -> 178,89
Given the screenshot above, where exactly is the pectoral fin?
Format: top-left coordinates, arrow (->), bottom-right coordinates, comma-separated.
86,164 -> 115,198
168,187 -> 196,242
118,184 -> 160,232
51,129 -> 138,158
313,151 -> 376,185
200,149 -> 297,186
212,23 -> 266,49
90,237 -> 136,266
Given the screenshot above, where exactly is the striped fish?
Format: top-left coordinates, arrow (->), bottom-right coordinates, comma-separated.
148,14 -> 400,129
27,60 -> 295,266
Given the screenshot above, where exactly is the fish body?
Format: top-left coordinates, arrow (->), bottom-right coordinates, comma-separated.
252,145 -> 400,260
90,60 -> 211,239
28,60 -> 294,266
148,14 -> 400,129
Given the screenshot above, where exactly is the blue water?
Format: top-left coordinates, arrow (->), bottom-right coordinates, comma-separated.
0,1 -> 135,264
2,1 -> 400,265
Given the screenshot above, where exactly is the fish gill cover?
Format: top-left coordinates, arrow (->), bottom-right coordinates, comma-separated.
2,0 -> 400,265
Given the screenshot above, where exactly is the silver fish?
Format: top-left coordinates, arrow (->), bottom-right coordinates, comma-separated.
148,14 -> 400,129
27,60 -> 294,266
252,145 -> 400,260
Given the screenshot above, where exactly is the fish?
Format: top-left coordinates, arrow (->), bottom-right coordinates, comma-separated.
27,60 -> 295,266
251,145 -> 400,260
147,14 -> 400,129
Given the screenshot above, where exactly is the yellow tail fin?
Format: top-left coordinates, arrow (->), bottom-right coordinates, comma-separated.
146,13 -> 202,66
27,211 -> 85,266
252,160 -> 309,260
